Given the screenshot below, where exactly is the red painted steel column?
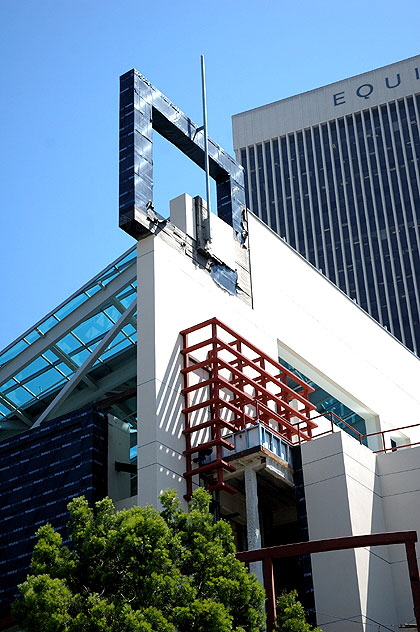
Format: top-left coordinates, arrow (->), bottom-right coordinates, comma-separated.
263,555 -> 276,632
236,340 -> 246,430
405,541 -> 420,630
211,321 -> 223,489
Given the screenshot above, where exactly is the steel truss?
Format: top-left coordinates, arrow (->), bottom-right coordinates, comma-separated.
181,317 -> 317,499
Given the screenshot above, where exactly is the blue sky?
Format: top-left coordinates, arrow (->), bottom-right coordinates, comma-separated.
1,0 -> 419,350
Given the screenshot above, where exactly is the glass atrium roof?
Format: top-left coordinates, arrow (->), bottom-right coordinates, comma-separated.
0,245 -> 137,441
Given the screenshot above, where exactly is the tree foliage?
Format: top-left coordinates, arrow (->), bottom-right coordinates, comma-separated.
274,590 -> 322,632
13,488 -> 265,632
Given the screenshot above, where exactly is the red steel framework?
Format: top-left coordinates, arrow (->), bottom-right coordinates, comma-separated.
237,530 -> 420,632
180,317 -> 318,499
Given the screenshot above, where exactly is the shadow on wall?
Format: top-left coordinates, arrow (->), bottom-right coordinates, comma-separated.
156,335 -> 184,440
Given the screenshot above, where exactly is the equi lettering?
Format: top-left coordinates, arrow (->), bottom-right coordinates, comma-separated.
333,67 -> 419,106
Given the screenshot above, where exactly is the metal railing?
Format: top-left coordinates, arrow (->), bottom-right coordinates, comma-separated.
300,412 -> 420,454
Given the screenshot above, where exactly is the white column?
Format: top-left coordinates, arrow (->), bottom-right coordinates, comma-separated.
244,466 -> 264,585
136,236 -> 186,509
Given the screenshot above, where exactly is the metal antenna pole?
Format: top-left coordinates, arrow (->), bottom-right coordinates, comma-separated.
201,54 -> 211,216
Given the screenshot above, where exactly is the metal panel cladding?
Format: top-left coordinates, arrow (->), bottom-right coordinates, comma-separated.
119,69 -> 246,241
0,407 -> 107,618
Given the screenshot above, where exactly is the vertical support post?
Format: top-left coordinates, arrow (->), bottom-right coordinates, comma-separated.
183,331 -> 193,501
201,55 -> 211,219
263,556 -> 276,632
244,467 -> 264,585
405,540 -> 420,630
236,340 -> 246,429
211,321 -> 223,489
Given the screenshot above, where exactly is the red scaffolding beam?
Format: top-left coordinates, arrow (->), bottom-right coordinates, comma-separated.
237,530 -> 420,632
180,317 -> 317,499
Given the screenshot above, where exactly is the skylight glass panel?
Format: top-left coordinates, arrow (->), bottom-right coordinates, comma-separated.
110,331 -> 127,346
122,323 -> 136,336
0,403 -> 11,416
72,312 -> 114,345
115,288 -> 130,302
115,248 -> 136,269
0,244 -> 139,427
25,369 -> 66,395
24,330 -> 41,344
55,293 -> 89,321
56,333 -> 83,354
0,340 -> 29,367
85,284 -> 101,298
43,349 -> 59,363
104,305 -> 122,322
117,289 -> 136,309
6,387 -> 34,407
55,363 -> 73,377
98,337 -> 132,362
14,357 -> 49,383
37,315 -> 59,335
71,349 -> 90,366
1,379 -> 17,392
97,268 -> 119,287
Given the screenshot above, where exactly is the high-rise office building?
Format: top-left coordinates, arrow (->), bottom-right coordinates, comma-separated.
232,55 -> 420,356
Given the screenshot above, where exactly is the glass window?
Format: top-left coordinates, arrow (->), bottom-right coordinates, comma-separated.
37,315 -> 59,335
55,293 -> 89,321
264,141 -> 277,232
272,138 -> 286,239
0,402 -> 11,416
6,387 -> 34,407
24,330 -> 41,344
104,305 -> 122,323
14,357 -> 49,383
248,146 -> 258,213
98,337 -> 132,362
72,312 -> 114,346
25,369 -> 66,396
115,248 -> 136,270
256,144 -> 267,224
56,333 -> 82,354
281,136 -> 295,247
0,340 -> 29,367
71,349 -> 91,367
43,349 -> 59,363
55,362 -> 74,377
240,148 -> 249,209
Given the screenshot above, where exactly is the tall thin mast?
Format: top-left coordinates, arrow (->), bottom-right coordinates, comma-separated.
201,54 -> 211,216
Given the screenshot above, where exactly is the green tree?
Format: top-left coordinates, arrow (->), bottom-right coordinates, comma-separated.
274,590 -> 322,632
13,488 -> 265,632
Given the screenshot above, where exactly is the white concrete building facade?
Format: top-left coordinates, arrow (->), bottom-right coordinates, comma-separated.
116,67 -> 420,631
132,190 -> 420,630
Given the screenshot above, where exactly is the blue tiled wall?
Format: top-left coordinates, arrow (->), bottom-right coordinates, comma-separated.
0,407 -> 107,618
